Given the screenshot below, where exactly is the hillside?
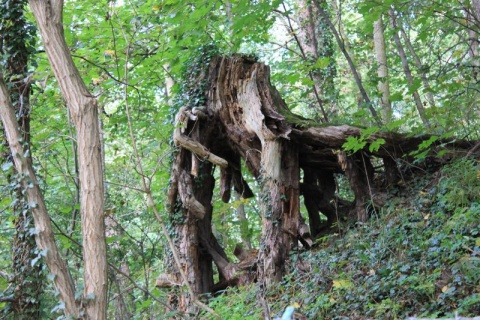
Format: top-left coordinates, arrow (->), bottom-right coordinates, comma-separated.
203,158 -> 480,319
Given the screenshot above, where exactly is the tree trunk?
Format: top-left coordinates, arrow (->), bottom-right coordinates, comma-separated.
105,216 -> 133,320
0,75 -> 79,318
399,24 -> 436,109
29,1 -> 107,318
301,168 -> 343,237
166,108 -> 232,312
373,15 -> 392,123
239,198 -> 253,251
389,8 -> 430,127
338,152 -> 375,222
315,1 -> 382,125
294,0 -> 336,121
0,1 -> 44,317
465,0 -> 480,77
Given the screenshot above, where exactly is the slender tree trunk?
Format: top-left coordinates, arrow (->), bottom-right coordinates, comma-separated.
465,0 -> 480,75
294,0 -> 336,120
65,108 -> 80,258
29,1 -> 108,318
399,24 -> 436,108
234,191 -> 252,250
0,1 -> 44,317
373,15 -> 392,123
389,8 -> 430,127
474,0 -> 480,16
315,0 -> 382,125
105,216 -> 133,320
280,1 -> 329,121
0,75 -> 79,318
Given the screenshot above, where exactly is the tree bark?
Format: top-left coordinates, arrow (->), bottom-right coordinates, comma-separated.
294,0 -> 336,120
389,8 -> 430,127
0,75 -> 79,318
301,168 -> 341,237
29,1 -> 107,318
465,0 -> 480,77
0,1 -> 44,316
338,152 -> 375,222
373,15 -> 392,123
399,24 -> 436,109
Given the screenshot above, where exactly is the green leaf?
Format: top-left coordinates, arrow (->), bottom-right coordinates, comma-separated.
408,78 -> 422,94
369,138 -> 386,152
362,127 -> 379,136
418,135 -> 439,150
390,92 -> 403,102
343,136 -> 366,153
313,57 -> 331,69
385,118 -> 407,131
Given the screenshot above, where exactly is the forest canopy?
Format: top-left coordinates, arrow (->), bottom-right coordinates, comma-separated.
0,0 -> 479,319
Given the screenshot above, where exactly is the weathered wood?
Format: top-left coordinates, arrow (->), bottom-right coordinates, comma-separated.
191,117 -> 201,177
224,124 -> 262,177
383,156 -> 400,186
301,168 -> 339,237
166,152 -> 182,214
173,107 -> 228,168
338,152 -> 375,222
298,215 -> 313,248
167,55 -> 479,310
230,156 -> 255,198
220,166 -> 232,203
155,273 -> 181,288
174,129 -> 228,168
236,65 -> 297,283
178,170 -> 206,220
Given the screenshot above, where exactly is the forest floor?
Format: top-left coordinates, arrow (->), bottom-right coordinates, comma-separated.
201,157 -> 480,320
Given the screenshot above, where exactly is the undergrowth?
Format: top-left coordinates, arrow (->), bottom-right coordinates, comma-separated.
203,158 -> 480,319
